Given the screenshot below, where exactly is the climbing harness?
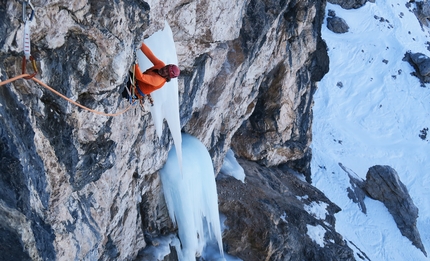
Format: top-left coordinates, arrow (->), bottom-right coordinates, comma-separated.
124,50 -> 155,107
22,0 -> 38,79
125,63 -> 154,107
124,63 -> 138,105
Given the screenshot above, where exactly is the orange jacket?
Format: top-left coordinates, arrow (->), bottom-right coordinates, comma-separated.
135,43 -> 166,95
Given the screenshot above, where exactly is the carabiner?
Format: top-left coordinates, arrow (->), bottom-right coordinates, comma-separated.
22,0 -> 34,22
22,55 -> 38,79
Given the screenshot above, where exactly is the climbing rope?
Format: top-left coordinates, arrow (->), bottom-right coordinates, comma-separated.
0,1 -> 141,117
0,74 -> 133,117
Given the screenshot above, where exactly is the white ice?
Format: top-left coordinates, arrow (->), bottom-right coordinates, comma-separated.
312,1 -> 430,260
220,149 -> 245,182
137,21 -> 182,168
160,133 -> 224,261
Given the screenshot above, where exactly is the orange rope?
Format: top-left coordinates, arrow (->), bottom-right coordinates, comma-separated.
0,73 -> 133,117
0,74 -> 28,86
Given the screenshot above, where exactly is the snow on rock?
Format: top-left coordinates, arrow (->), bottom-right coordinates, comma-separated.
403,51 -> 430,83
306,224 -> 326,247
303,201 -> 329,220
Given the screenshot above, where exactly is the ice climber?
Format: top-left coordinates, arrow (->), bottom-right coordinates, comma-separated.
123,42 -> 180,103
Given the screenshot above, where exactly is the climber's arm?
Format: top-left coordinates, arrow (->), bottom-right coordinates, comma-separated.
140,43 -> 165,69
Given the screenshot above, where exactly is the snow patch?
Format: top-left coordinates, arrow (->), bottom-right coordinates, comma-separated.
296,195 -> 309,201
306,224 -> 326,247
304,201 -> 328,220
280,212 -> 287,223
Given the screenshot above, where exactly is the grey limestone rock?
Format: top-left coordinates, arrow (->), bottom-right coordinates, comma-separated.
327,16 -> 350,34
403,51 -> 430,83
0,0 -> 346,260
413,0 -> 430,27
364,165 -> 427,256
410,52 -> 430,76
328,0 -> 374,9
217,159 -> 355,261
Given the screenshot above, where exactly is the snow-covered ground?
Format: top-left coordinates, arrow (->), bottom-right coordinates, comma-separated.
312,1 -> 430,260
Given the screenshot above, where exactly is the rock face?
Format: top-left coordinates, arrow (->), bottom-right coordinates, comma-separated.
403,51 -> 430,83
181,0 -> 330,179
217,159 -> 355,261
0,0 -> 356,260
413,0 -> 430,27
364,165 -> 427,256
229,1 -> 329,181
327,0 -> 374,9
326,10 -> 350,34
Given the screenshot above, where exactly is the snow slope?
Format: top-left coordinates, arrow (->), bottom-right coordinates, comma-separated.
312,1 -> 430,260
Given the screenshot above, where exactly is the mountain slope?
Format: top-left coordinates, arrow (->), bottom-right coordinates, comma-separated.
312,1 -> 430,260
